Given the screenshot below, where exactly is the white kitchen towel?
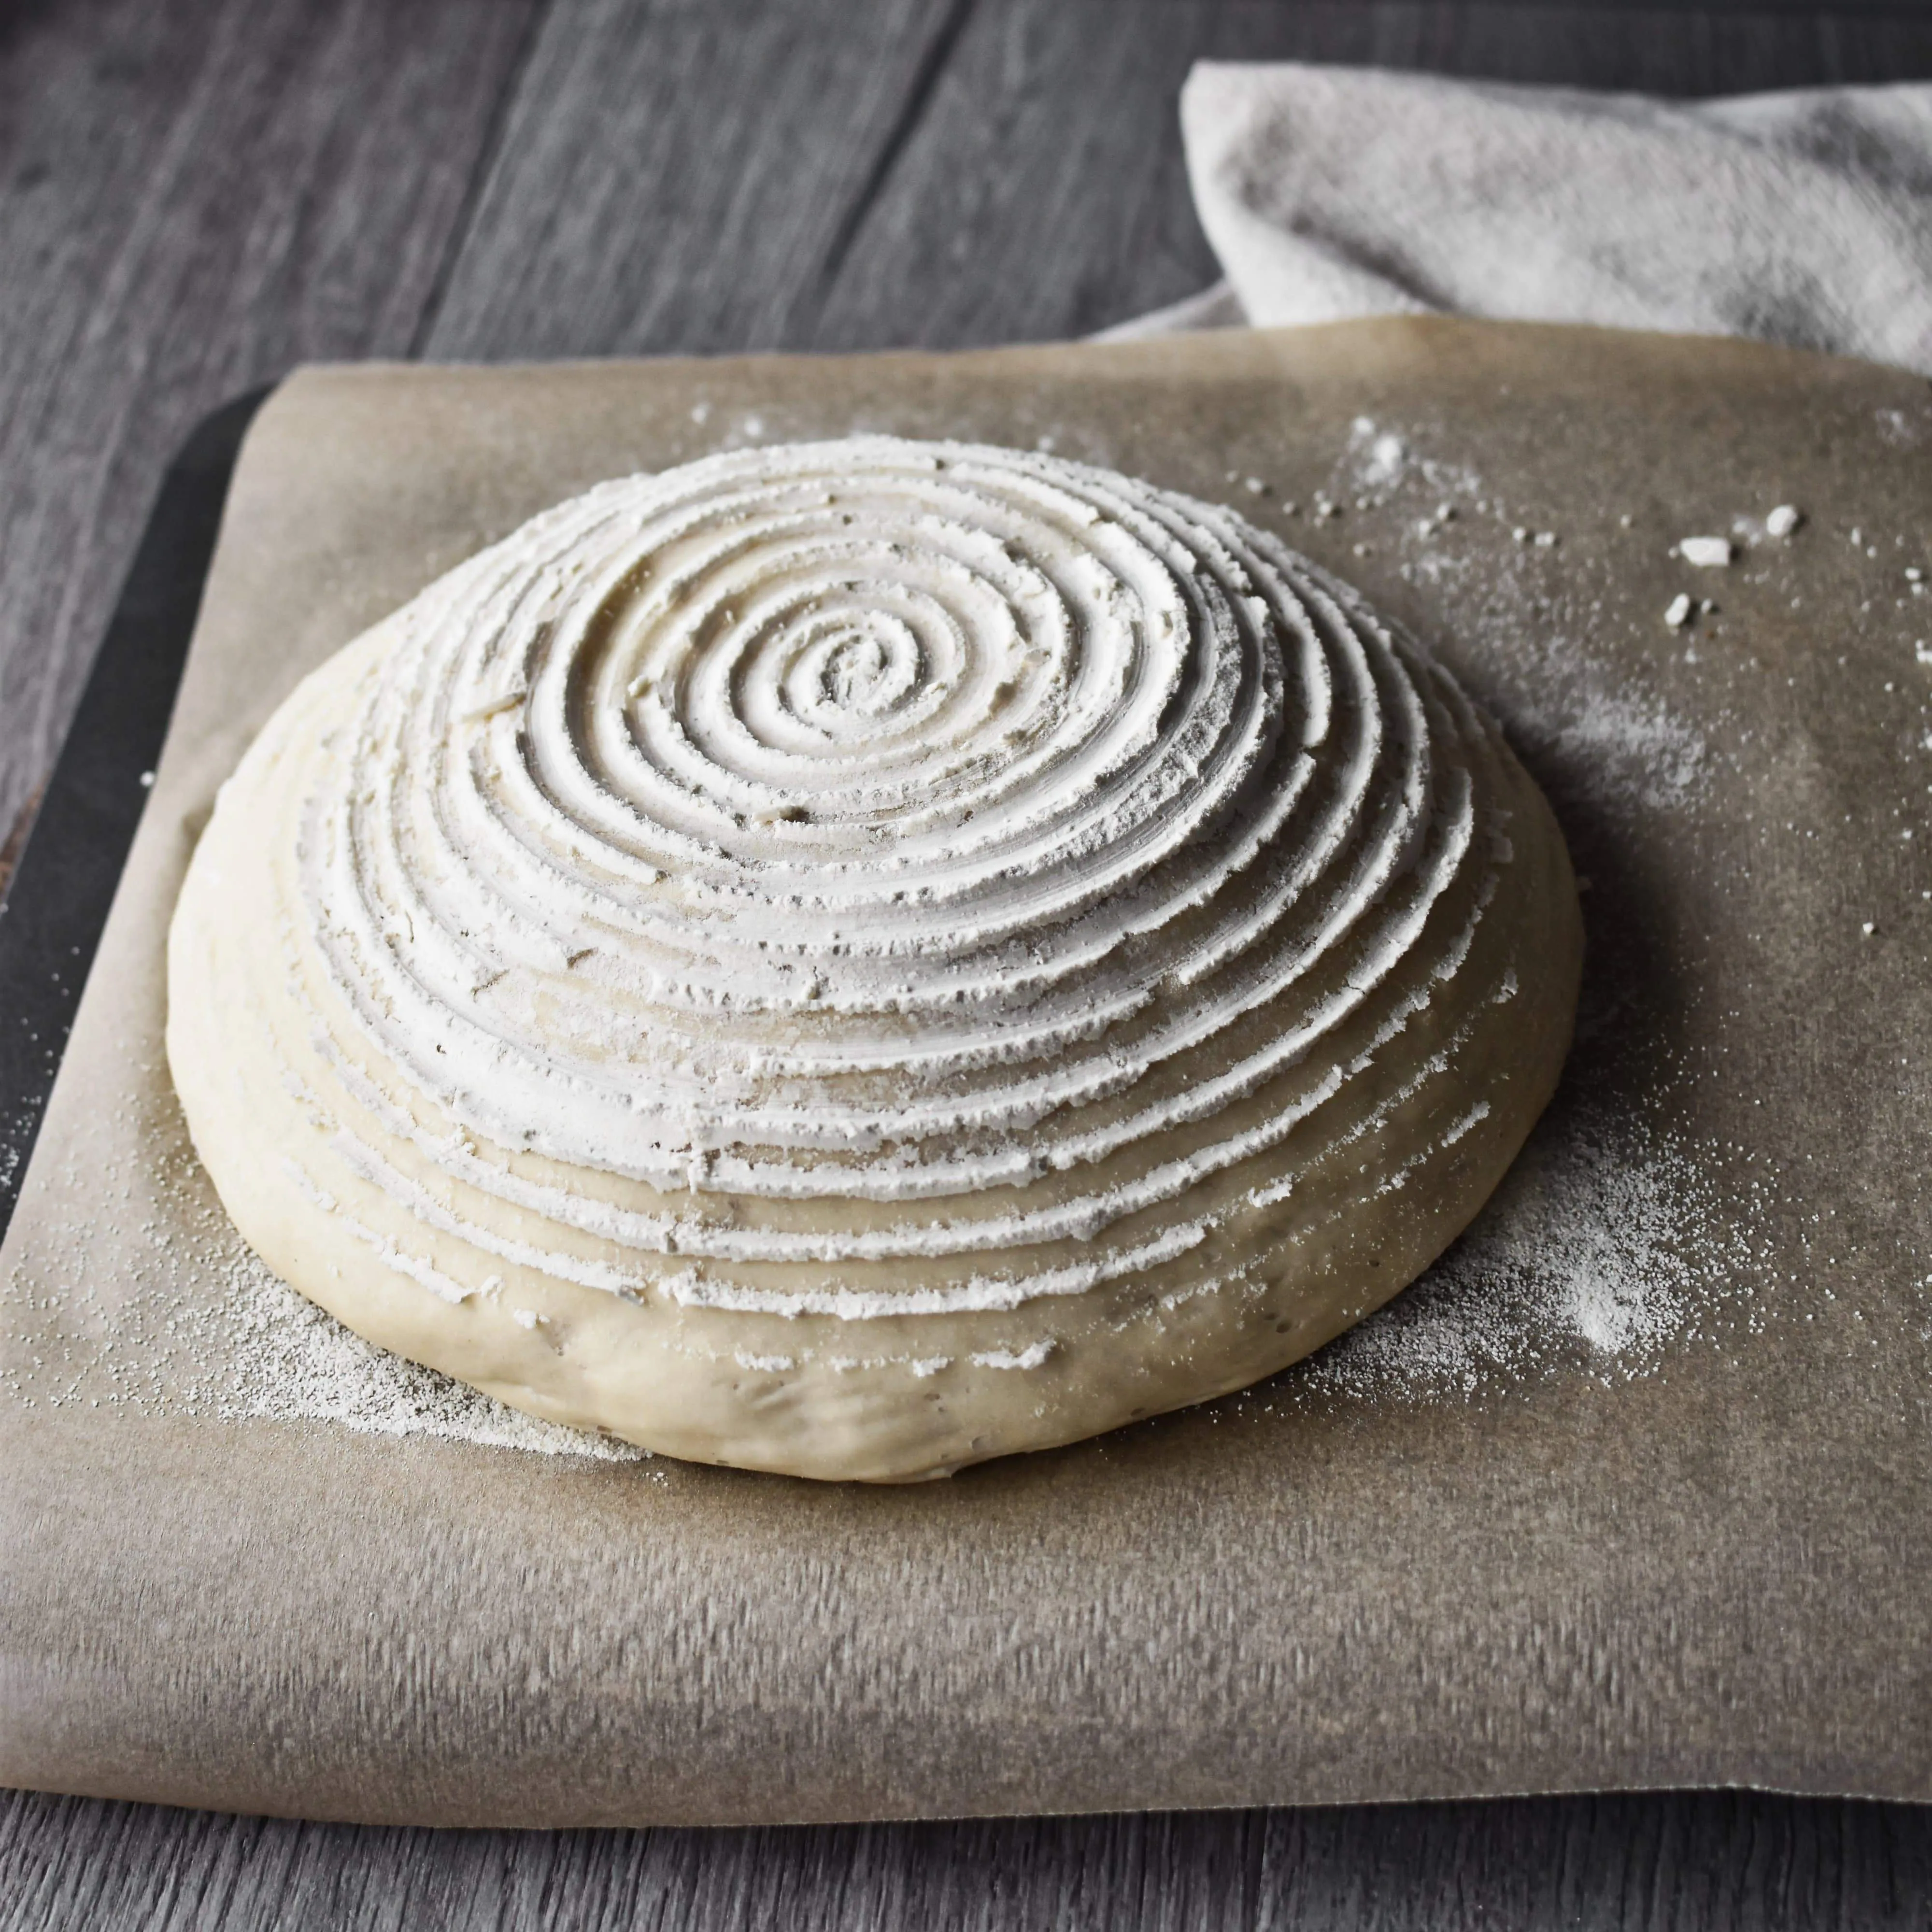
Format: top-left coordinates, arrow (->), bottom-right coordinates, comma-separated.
1106,62 -> 1932,374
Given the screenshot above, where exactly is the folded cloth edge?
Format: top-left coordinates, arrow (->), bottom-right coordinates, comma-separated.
1102,61 -> 1932,376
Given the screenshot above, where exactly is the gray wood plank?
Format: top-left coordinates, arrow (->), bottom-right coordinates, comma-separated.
0,0 -> 546,867
419,0 -> 976,361
804,0 -> 1224,349
7,1790 -> 1932,1930
1311,0 -> 1932,96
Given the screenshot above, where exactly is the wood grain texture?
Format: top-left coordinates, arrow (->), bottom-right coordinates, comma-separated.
0,0 -> 545,871
6,1790 -> 1932,1931
421,0 -> 974,360
8,0 -> 1932,1926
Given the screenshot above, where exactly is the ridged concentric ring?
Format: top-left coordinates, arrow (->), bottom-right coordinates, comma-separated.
169,435 -> 1580,1478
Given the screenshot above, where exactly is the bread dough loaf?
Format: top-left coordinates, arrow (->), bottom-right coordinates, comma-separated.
167,436 -> 1581,1481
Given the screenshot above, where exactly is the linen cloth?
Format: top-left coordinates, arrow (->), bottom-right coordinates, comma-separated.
1108,62 -> 1932,375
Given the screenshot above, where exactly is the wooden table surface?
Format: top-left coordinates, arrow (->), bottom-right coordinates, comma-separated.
4,1 -> 1932,1925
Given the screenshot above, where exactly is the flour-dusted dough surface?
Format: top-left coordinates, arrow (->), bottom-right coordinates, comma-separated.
166,435 -> 1579,1481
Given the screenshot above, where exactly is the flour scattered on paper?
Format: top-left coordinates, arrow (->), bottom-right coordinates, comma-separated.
200,1255 -> 651,1459
1294,1101 -> 1739,1406
1536,680 -> 1706,812
1335,418 -> 1710,811
1,1133 -> 649,1460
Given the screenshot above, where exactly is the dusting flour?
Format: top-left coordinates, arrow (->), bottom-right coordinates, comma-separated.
1338,416 -> 1712,815
1297,1100 -> 1732,1406
1,1132 -> 649,1460
201,1258 -> 651,1459
1538,682 -> 1706,813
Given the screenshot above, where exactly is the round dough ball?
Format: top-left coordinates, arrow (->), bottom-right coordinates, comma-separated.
167,436 -> 1580,1482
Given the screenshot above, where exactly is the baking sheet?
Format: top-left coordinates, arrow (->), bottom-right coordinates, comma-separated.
3,320 -> 1929,1825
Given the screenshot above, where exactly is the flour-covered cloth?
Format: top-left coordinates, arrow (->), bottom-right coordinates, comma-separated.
1105,62 -> 1932,375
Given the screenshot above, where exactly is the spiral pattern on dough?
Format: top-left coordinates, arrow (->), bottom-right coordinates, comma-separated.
233,436 -> 1539,1329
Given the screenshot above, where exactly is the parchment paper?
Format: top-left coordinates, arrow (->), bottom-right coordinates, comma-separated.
3,321 -> 1930,1826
